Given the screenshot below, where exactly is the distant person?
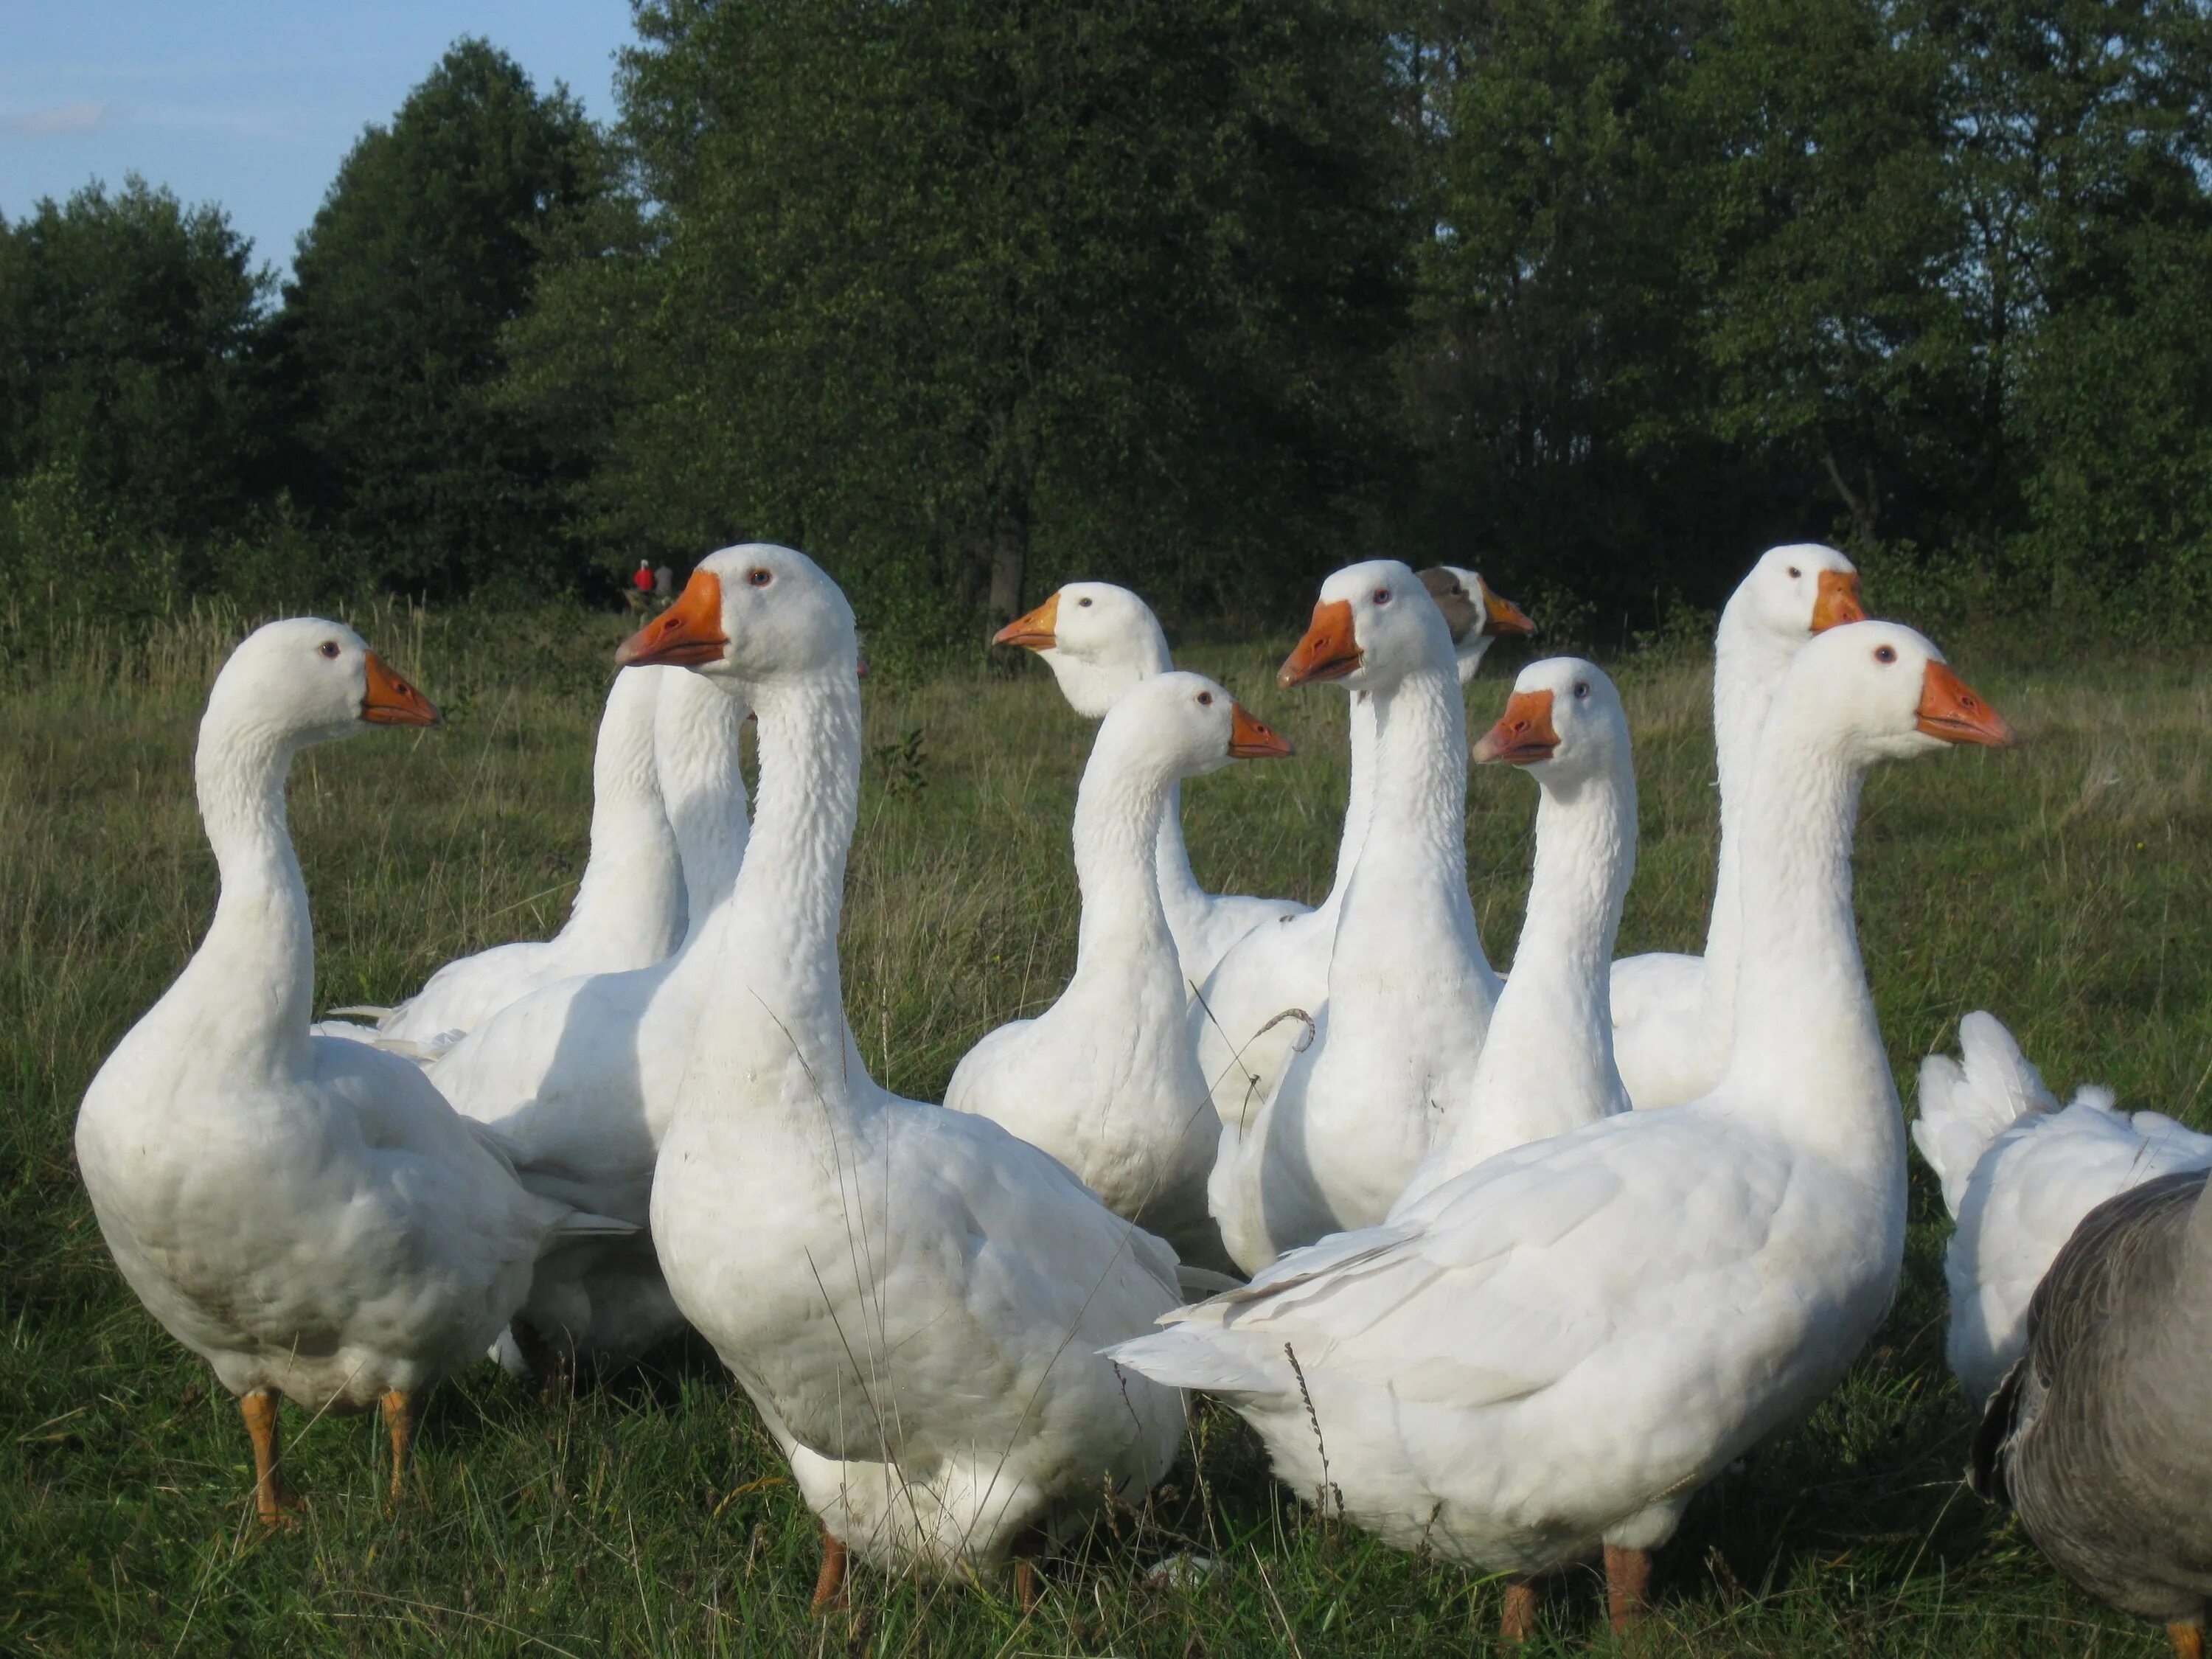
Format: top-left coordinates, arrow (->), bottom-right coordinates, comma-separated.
627,558 -> 654,613
654,563 -> 675,599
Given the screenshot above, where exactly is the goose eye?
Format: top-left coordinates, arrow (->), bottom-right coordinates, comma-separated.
1574,681 -> 1590,699
1197,690 -> 1213,706
1373,588 -> 1392,605
1078,597 -> 1093,608
748,568 -> 772,587
1874,645 -> 1896,664
319,641 -> 340,659
1787,566 -> 1802,579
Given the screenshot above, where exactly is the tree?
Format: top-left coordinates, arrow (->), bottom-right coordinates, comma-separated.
535,0 -> 1411,629
1392,0 -> 1775,614
276,38 -> 599,594
1935,0 -> 2212,608
1683,0 -> 1971,553
0,177 -> 271,545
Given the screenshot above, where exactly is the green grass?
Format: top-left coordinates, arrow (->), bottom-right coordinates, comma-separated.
4,599 -> 2207,1655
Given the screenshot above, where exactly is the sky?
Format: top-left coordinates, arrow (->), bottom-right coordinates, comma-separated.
0,1 -> 636,279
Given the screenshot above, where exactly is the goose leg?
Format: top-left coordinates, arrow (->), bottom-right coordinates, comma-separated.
2170,1624 -> 2203,1659
810,1522 -> 849,1614
1499,1578 -> 1537,1644
1009,1529 -> 1046,1612
239,1388 -> 298,1526
1604,1544 -> 1651,1635
380,1388 -> 418,1506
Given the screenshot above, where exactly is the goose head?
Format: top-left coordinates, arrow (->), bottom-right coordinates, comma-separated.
1280,560 -> 1458,695
1473,656 -> 1627,785
206,617 -> 439,745
1783,620 -> 2014,761
616,543 -> 858,686
992,582 -> 1172,718
1099,670 -> 1293,784
1419,567 -> 1537,686
1727,543 -> 1867,650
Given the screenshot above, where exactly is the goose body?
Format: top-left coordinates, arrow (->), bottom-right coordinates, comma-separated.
1114,622 -> 2013,1633
630,547 -> 1184,1587
1192,568 -> 1531,1133
333,667 -> 695,1056
1972,1169 -> 2212,1655
945,672 -> 1291,1267
1610,545 -> 1864,1110
423,661 -> 752,1365
1206,562 -> 1503,1275
1916,1012 -> 2212,1404
995,582 -> 1302,988
74,620 -> 626,1516
1395,658 -> 1636,1207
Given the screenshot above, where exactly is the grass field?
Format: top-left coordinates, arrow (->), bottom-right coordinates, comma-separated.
4,597 -> 2208,1655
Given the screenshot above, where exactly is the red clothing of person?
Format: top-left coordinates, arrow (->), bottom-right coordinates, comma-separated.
633,564 -> 654,593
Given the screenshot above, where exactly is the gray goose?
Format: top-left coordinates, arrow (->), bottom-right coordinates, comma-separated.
1972,1167 -> 2212,1658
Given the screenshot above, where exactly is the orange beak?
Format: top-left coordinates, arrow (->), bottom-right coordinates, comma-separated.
1916,661 -> 2014,748
992,592 -> 1060,652
1473,688 -> 1559,764
1481,586 -> 1537,637
617,571 -> 728,668
1228,703 -> 1293,760
360,653 -> 440,726
1279,598 -> 1361,686
1810,569 -> 1866,633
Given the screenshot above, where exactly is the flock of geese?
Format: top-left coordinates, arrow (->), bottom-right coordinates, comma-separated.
72,542 -> 2211,1649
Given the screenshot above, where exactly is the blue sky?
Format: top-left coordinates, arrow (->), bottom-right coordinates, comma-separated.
0,1 -> 635,279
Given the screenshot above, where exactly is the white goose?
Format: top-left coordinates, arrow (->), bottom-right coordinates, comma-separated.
1395,656 -> 1636,1208
627,546 -> 1185,1607
994,582 -> 1302,985
1192,567 -> 1531,1131
1112,622 -> 2014,1641
945,671 -> 1292,1267
73,620 -> 630,1521
1915,1011 -> 2212,1404
1610,543 -> 1864,1109
425,636 -> 753,1368
1207,560 -> 1503,1276
327,667 -> 692,1054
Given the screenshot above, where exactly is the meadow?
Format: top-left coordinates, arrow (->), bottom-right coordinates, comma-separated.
2,596 -> 2208,1656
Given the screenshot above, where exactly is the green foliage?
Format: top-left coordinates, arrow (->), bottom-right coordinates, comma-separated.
4,7 -> 2212,632
1688,0 -> 1970,549
274,38 -> 602,597
0,178 -> 271,543
1394,0 -> 1739,611
506,0 -> 1412,644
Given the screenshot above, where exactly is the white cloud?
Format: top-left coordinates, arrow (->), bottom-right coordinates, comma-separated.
2,101 -> 114,136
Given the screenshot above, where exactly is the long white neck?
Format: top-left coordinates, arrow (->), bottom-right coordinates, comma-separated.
1703,608 -> 1795,1003
654,667 -> 751,940
1331,661 -> 1496,992
1077,731 -> 1180,982
1316,689 -> 1380,918
675,667 -> 860,1121
1152,784 -> 1211,954
178,711 -> 314,1068
1416,746 -> 1635,1192
563,669 -> 686,950
1723,692 -> 1898,1172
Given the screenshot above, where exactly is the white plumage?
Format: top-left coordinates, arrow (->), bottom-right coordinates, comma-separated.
1916,1010 -> 2212,1403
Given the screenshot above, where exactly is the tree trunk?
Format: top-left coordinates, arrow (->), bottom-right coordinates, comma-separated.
986,494 -> 1030,624
1817,431 -> 1880,545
